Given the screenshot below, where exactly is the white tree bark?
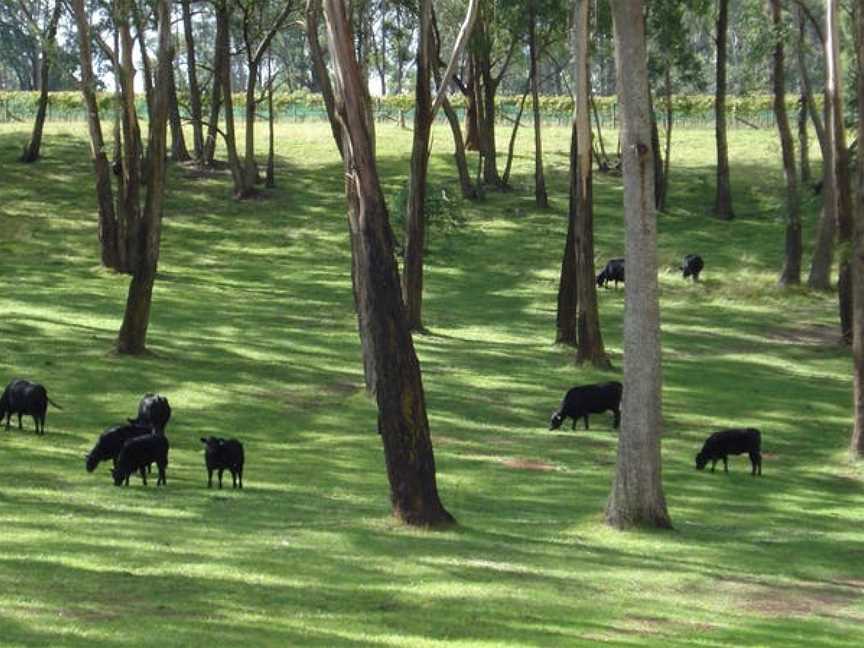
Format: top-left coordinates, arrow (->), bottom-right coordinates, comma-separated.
605,0 -> 671,530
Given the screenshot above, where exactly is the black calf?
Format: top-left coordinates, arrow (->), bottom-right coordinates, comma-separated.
549,381 -> 623,431
85,423 -> 153,473
695,428 -> 762,476
681,254 -> 704,282
596,258 -> 625,289
0,379 -> 62,435
113,434 -> 169,486
201,437 -> 245,489
128,393 -> 171,435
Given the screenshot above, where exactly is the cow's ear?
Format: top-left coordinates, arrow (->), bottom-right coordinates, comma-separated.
200,437 -> 207,444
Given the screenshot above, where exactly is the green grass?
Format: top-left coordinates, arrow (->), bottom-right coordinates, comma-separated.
0,119 -> 862,647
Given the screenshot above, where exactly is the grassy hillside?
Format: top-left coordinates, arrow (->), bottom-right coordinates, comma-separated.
0,120 -> 861,647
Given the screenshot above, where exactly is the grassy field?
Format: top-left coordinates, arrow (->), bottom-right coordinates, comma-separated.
0,119 -> 862,647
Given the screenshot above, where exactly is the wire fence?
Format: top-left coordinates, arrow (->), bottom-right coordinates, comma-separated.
0,94 -> 780,131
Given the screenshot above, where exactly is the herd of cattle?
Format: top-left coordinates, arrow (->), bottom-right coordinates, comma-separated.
0,380 -> 245,488
548,381 -> 763,475
2,251 -> 764,483
596,253 -> 705,288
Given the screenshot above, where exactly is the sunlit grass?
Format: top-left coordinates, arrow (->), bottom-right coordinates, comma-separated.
0,119 -> 862,646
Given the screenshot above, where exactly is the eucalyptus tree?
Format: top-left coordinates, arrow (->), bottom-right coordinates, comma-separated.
851,0 -> 864,458
402,0 -> 479,332
13,0 -> 63,163
713,0 -> 734,219
234,0 -> 297,197
72,0 -> 174,353
768,0 -> 802,286
605,0 -> 671,530
319,0 -> 454,527
71,0 -> 121,270
555,0 -> 609,367
824,0 -> 853,343
181,0 -> 205,160
646,0 -> 707,212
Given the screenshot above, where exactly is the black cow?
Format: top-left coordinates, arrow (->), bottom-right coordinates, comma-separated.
200,437 -> 245,489
681,254 -> 704,282
596,258 -> 625,289
128,393 -> 171,435
113,433 -> 170,486
695,428 -> 762,476
549,381 -> 623,431
85,423 -> 153,473
0,379 -> 62,435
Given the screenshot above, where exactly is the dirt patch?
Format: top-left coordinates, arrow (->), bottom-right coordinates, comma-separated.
721,576 -> 862,619
765,323 -> 842,347
501,457 -> 556,471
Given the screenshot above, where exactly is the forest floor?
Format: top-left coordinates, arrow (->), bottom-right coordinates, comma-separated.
0,120 -> 862,647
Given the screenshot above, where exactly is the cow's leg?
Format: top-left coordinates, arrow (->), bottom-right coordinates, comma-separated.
140,467 -> 147,486
238,467 -> 243,490
710,459 -> 716,472
612,408 -> 621,429
584,416 -> 590,430
722,456 -> 728,473
207,468 -> 213,488
17,413 -> 23,429
218,469 -> 224,489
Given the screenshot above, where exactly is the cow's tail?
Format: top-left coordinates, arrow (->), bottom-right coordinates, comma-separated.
47,397 -> 63,410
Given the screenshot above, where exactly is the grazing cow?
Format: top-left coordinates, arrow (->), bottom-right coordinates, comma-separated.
681,254 -> 705,282
85,423 -> 153,473
596,258 -> 625,289
549,381 -> 623,431
200,437 -> 245,489
695,428 -> 762,476
113,433 -> 169,486
128,393 -> 171,435
0,379 -> 62,435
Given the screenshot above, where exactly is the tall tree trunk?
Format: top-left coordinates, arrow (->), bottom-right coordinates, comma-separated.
440,94 -> 476,200
464,61 -> 480,150
648,86 -> 664,211
713,0 -> 734,219
306,0 -> 344,158
322,0 -> 454,527
402,0 -> 433,333
529,4 -> 548,208
556,120 -> 578,346
168,63 -> 191,161
803,5 -> 834,289
213,3 -> 245,197
660,65 -> 672,212
605,0 -> 671,531
769,0 -> 802,287
181,0 -> 204,161
266,58 -> 275,188
20,0 -> 62,163
502,86 -> 530,187
241,58 -> 261,196
203,5 -> 226,167
825,0 -> 854,343
478,54 -> 503,187
117,6 -> 144,273
116,0 -> 172,355
851,1 -> 864,457
572,0 -> 609,368
71,0 -> 122,271
798,90 -> 810,185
